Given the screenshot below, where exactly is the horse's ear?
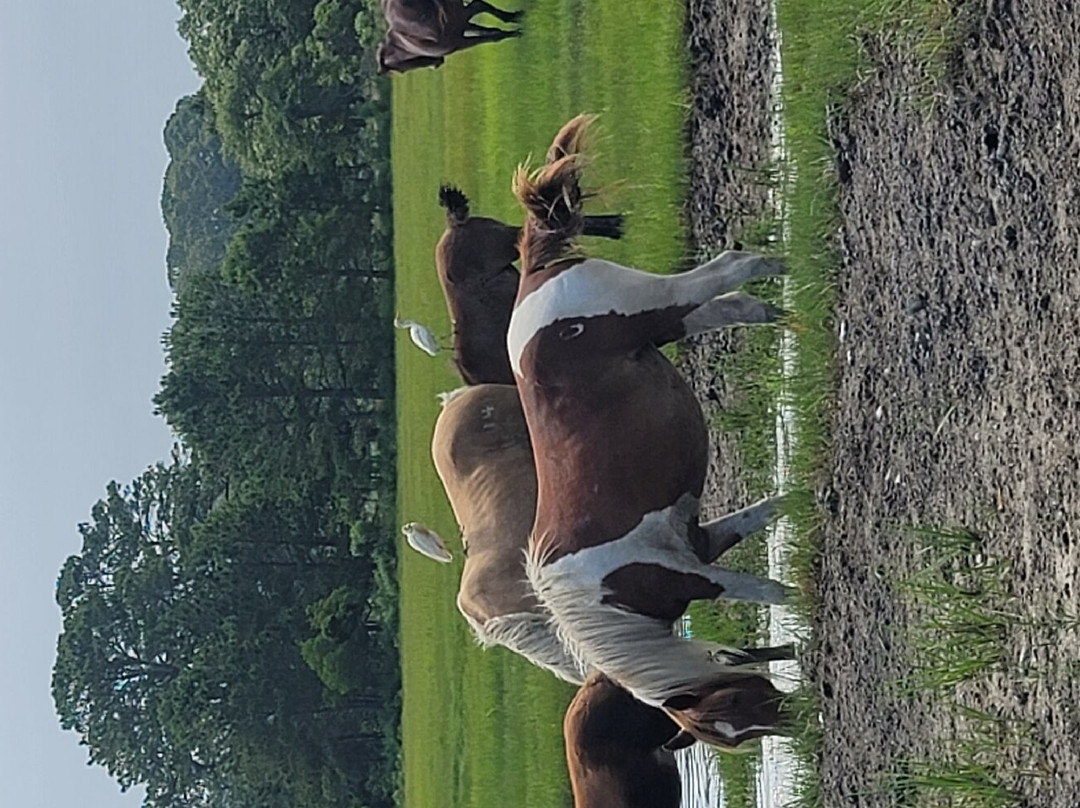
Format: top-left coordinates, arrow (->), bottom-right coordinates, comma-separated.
662,693 -> 700,712
662,730 -> 696,752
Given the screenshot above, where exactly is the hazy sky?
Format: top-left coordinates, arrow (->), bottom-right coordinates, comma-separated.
0,4 -> 200,805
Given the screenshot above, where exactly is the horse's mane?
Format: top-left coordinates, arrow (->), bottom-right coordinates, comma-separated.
435,386 -> 470,407
456,595 -> 588,685
512,114 -> 595,273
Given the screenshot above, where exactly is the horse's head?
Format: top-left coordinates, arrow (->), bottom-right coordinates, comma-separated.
662,674 -> 789,749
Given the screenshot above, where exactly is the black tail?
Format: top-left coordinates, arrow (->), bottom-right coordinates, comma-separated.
582,214 -> 624,240
438,184 -> 470,226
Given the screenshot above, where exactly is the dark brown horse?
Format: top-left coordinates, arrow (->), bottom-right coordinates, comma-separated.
436,185 -> 623,385
511,115 -> 791,748
377,0 -> 522,74
564,668 -> 798,807
564,673 -> 687,808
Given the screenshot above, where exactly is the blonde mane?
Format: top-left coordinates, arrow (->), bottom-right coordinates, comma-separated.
512,114 -> 596,273
456,594 -> 587,684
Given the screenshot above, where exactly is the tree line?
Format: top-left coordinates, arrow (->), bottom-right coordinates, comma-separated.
53,2 -> 402,806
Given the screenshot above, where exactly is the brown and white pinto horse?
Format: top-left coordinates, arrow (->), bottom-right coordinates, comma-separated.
428,383 -> 790,684
436,185 -> 623,385
510,115 -> 791,748
377,0 -> 522,74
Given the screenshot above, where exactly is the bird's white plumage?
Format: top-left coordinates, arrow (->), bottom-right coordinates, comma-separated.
394,316 -> 440,357
402,522 -> 452,563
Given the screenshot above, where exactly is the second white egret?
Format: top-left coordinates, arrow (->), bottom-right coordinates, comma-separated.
394,316 -> 441,357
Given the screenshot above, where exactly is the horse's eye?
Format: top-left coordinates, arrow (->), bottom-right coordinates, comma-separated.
559,323 -> 585,340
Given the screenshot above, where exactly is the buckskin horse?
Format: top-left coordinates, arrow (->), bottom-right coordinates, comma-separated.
437,185 -> 623,385
425,383 -> 790,685
510,115 -> 791,747
377,0 -> 523,74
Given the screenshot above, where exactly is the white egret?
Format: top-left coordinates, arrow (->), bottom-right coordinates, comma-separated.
394,315 -> 441,357
401,522 -> 453,563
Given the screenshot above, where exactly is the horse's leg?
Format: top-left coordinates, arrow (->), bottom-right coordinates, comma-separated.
694,566 -> 791,605
683,292 -> 784,337
694,496 -> 785,563
462,23 -> 521,40
465,0 -> 524,23
702,643 -> 796,665
662,251 -> 785,307
733,644 -> 796,664
636,557 -> 790,606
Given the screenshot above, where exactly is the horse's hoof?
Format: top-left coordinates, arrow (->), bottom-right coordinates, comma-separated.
764,303 -> 788,322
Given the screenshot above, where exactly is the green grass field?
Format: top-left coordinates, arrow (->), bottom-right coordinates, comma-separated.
389,1 -> 964,805
391,3 -> 688,807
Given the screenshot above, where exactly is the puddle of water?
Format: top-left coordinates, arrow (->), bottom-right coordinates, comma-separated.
682,3 -> 804,804
677,742 -> 725,808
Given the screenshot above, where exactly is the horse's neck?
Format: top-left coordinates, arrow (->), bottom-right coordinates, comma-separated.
459,539 -> 539,622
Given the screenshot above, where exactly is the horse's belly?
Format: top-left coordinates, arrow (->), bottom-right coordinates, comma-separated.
530,359 -> 708,552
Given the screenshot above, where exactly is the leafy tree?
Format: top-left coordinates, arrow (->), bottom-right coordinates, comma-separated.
161,92 -> 243,289
55,465 -> 399,808
56,2 -> 403,804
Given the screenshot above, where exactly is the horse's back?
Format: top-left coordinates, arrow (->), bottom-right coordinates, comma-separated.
432,384 -> 536,533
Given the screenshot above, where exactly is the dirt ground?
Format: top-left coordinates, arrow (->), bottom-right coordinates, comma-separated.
681,0 -> 776,524
684,1 -> 1080,805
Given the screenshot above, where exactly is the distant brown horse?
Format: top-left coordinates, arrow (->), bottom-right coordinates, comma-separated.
511,115 -> 791,748
377,0 -> 522,74
425,383 -> 790,684
436,185 -> 623,385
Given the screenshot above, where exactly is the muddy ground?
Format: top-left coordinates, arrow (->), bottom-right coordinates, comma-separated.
684,0 -> 1080,805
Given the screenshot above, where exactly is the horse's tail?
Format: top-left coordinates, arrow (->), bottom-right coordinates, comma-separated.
439,184 -> 470,226
582,213 -> 624,240
513,114 -> 595,273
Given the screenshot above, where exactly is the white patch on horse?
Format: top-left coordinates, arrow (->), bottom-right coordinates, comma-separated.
527,496 -> 721,707
526,494 -> 785,709
508,258 -> 693,376
714,721 -> 776,740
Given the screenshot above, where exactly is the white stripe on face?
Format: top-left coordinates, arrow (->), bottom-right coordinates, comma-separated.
507,259 -> 694,376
